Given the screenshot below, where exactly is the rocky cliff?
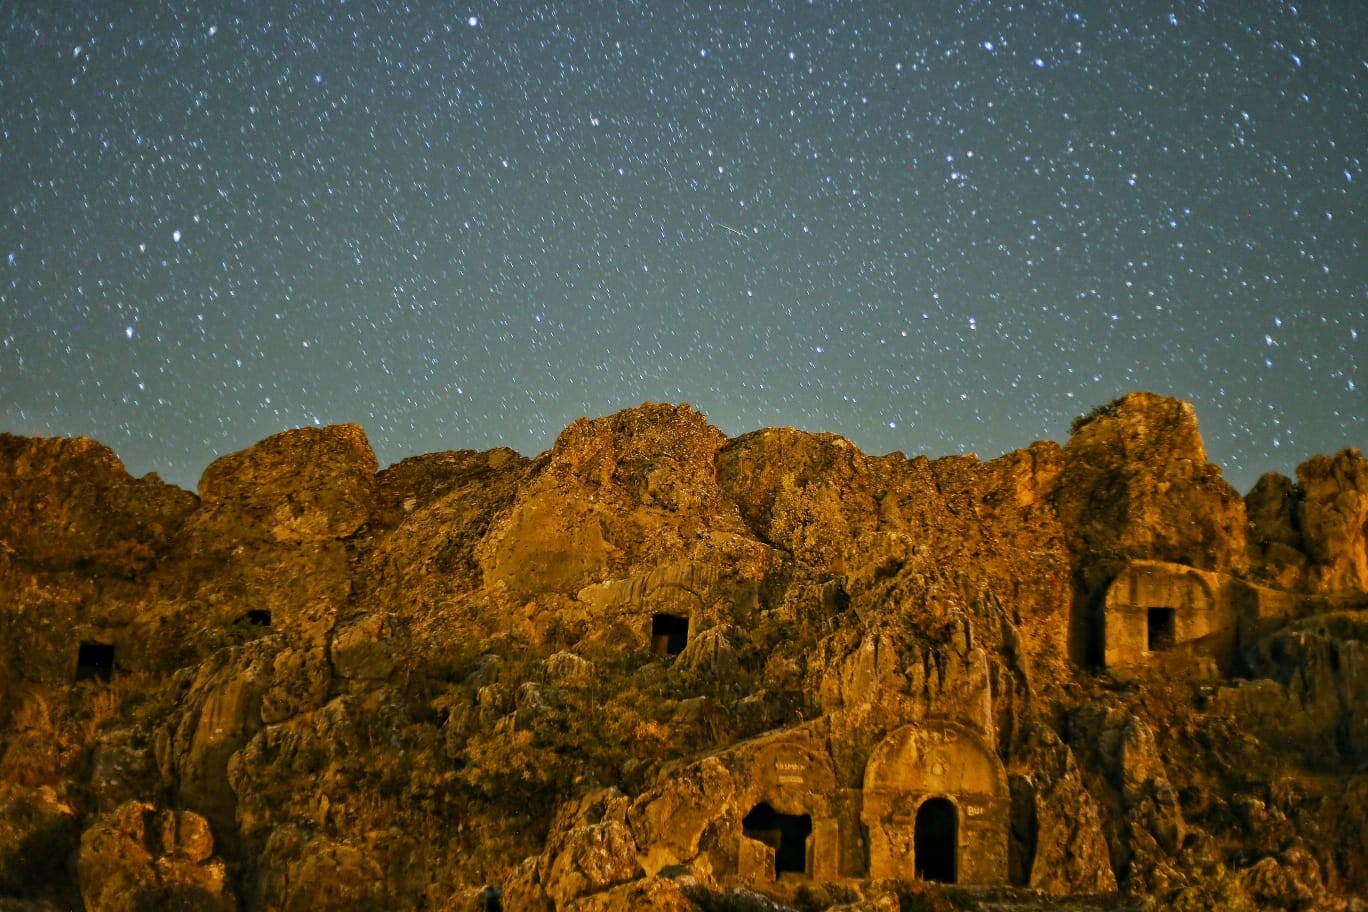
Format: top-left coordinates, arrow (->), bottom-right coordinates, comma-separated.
0,393 -> 1364,911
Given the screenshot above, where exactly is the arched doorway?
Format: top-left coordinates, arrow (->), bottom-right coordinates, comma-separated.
914,797 -> 957,883
742,803 -> 812,877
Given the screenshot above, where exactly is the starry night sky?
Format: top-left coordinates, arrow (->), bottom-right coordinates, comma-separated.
2,1 -> 1363,493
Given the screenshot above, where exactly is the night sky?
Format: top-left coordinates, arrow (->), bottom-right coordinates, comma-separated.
2,2 -> 1363,494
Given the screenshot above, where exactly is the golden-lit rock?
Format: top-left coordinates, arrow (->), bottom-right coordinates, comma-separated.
0,433 -> 197,575
0,395 -> 1364,910
75,802 -> 235,912
196,423 -> 378,542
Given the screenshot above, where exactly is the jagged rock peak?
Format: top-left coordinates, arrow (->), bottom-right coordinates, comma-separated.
547,402 -> 727,474
1066,391 -> 1208,465
196,423 -> 379,542
1296,448 -> 1368,591
1,393 -> 1365,910
198,423 -> 377,501
1055,391 -> 1248,576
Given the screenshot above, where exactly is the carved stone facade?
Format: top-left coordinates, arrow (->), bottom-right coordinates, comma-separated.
861,721 -> 1009,885
733,735 -> 851,883
1101,560 -> 1300,675
1102,561 -> 1222,669
718,721 -> 1010,888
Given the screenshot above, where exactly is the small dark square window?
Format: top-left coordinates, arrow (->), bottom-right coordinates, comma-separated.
1147,608 -> 1176,651
76,641 -> 115,682
650,613 -> 689,656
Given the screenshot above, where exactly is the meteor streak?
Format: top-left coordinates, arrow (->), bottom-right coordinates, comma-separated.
714,222 -> 748,239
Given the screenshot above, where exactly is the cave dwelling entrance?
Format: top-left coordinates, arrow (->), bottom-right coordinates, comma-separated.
914,797 -> 957,883
76,641 -> 115,682
742,802 -> 812,878
1147,607 -> 1176,651
650,612 -> 689,656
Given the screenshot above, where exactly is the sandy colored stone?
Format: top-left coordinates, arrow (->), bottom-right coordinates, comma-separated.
197,423 -> 378,542
0,396 -> 1363,911
76,802 -> 235,912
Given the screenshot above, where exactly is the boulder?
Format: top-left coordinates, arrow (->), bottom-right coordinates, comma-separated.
252,825 -> 388,911
1297,449 -> 1368,592
196,424 -> 378,542
1245,471 -> 1309,589
1009,725 -> 1117,895
75,802 -> 236,912
543,789 -> 644,908
1055,392 -> 1249,579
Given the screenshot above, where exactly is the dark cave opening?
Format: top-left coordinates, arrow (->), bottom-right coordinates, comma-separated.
650,612 -> 689,656
1147,607 -> 1176,651
75,641 -> 115,682
915,797 -> 957,883
743,802 -> 812,877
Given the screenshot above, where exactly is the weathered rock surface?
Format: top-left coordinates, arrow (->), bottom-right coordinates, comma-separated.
1247,449 -> 1368,594
1297,449 -> 1368,593
0,435 -> 198,577
75,801 -> 235,912
195,423 -> 378,543
0,394 -> 1364,911
1056,393 -> 1250,577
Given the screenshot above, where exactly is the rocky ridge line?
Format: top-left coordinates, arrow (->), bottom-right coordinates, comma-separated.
0,392 -> 1364,911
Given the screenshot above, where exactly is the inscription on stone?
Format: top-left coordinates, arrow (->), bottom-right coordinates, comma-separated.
776,759 -> 806,785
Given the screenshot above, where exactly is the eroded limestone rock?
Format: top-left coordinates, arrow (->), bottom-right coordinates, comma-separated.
76,802 -> 235,912
0,433 -> 197,575
196,423 -> 378,542
0,398 -> 1364,911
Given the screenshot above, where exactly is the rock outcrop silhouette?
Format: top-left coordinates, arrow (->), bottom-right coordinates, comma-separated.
0,394 -> 1364,911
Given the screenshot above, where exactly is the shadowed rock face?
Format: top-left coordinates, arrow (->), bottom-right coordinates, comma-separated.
0,394 -> 1364,912
0,434 -> 198,575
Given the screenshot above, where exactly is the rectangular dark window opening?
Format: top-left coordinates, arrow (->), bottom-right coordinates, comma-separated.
650,613 -> 689,656
76,641 -> 115,682
1147,608 -> 1176,651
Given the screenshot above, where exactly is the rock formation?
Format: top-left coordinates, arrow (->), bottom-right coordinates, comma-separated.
0,394 -> 1364,911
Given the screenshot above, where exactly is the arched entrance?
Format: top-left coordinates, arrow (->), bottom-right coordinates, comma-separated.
742,803 -> 812,877
914,797 -> 957,883
862,723 -> 1009,884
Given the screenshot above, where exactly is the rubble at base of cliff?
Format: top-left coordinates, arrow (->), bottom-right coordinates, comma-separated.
0,393 -> 1364,911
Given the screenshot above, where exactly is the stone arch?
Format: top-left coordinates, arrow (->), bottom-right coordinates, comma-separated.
861,720 -> 1009,884
736,735 -> 842,883
914,796 -> 957,882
